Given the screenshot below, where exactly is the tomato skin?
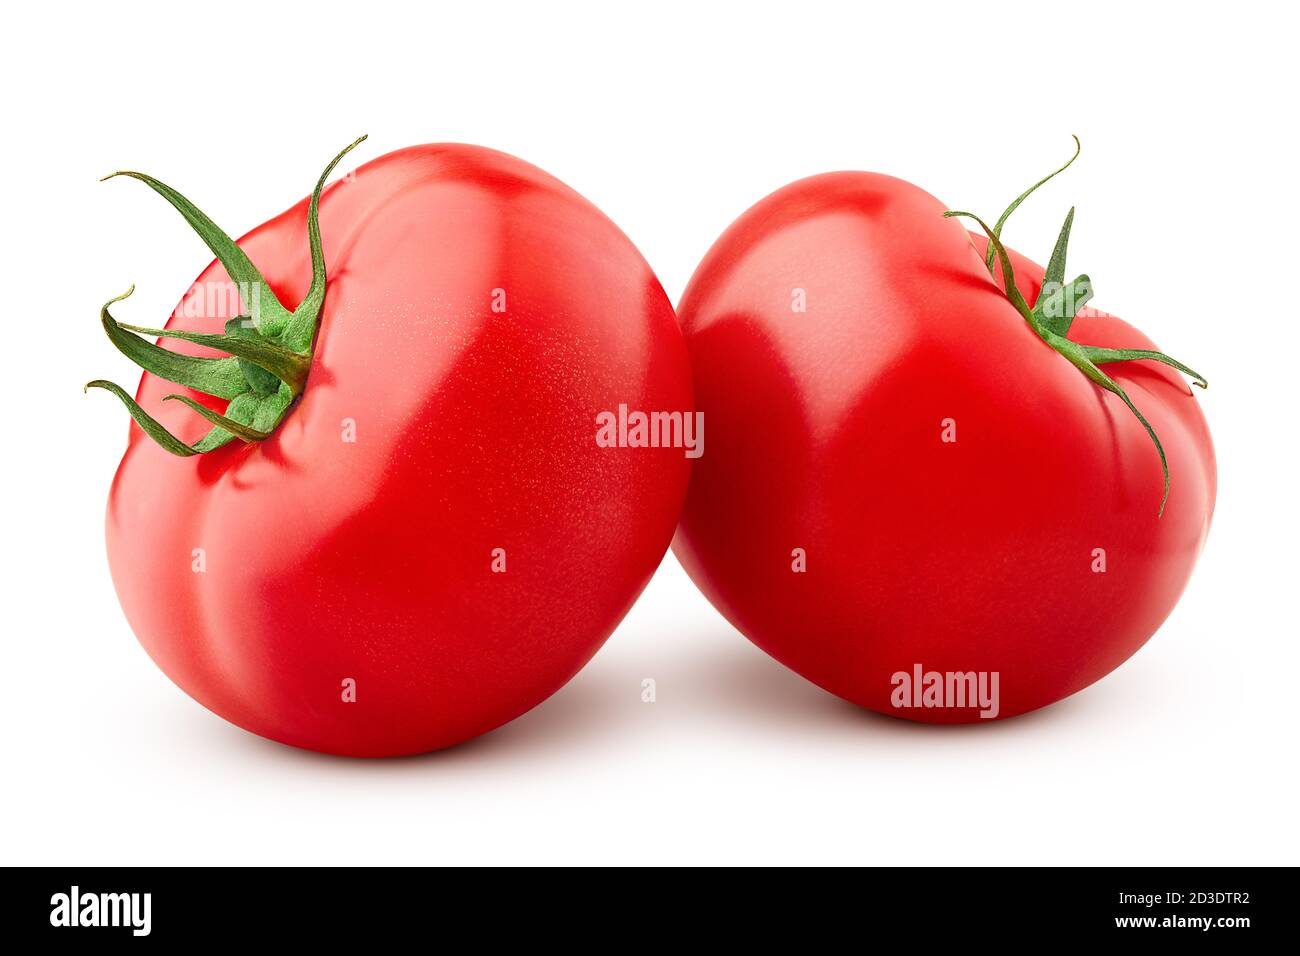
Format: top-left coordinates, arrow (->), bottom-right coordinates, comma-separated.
673,171 -> 1215,722
106,145 -> 692,756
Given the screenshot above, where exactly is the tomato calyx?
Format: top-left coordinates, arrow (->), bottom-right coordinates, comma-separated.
944,138 -> 1207,516
85,136 -> 368,456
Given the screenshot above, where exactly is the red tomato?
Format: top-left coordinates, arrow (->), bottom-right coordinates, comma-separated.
97,143 -> 692,756
673,168 -> 1215,722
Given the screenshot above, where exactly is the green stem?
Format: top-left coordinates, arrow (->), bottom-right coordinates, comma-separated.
285,135 -> 368,352
944,142 -> 1208,516
87,136 -> 368,457
983,135 -> 1080,274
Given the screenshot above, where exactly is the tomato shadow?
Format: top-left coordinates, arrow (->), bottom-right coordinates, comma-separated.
183,660 -> 647,772
451,668 -> 651,760
671,628 -> 1124,742
183,627 -> 1125,773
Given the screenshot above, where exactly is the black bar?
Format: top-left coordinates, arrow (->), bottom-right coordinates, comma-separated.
4,866 -> 1290,944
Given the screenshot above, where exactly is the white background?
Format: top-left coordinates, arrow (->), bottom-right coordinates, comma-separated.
3,1 -> 1296,865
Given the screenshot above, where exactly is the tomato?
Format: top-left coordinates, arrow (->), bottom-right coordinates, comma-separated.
92,140 -> 692,756
672,156 -> 1215,722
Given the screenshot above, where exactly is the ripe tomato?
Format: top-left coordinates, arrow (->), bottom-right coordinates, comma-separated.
673,159 -> 1215,722
93,141 -> 692,756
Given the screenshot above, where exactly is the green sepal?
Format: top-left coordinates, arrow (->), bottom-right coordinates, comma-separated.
946,210 -> 1036,320
226,318 -> 283,396
983,135 -> 1080,274
1042,207 -> 1075,291
1047,334 -> 1172,515
100,287 -> 247,400
101,170 -> 291,334
945,205 -> 1205,517
243,384 -> 295,433
85,380 -> 238,456
1034,274 -> 1093,336
283,135 -> 368,352
115,316 -> 310,395
1082,347 -> 1207,389
163,394 -> 270,442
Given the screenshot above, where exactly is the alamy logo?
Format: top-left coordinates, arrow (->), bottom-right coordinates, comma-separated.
595,404 -> 704,459
49,886 -> 151,936
890,664 -> 1000,719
